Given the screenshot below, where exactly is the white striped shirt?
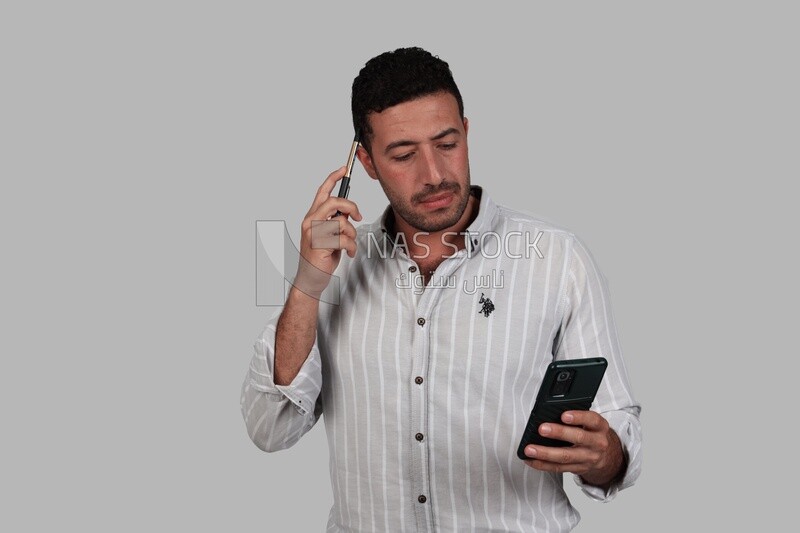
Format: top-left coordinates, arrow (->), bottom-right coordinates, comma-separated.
241,188 -> 642,532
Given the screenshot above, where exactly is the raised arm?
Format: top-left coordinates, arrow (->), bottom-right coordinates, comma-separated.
240,166 -> 362,452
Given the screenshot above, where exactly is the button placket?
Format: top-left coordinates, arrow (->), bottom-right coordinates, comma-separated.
408,253 -> 466,531
409,280 -> 434,530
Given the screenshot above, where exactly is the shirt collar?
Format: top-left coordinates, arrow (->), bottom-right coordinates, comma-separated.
461,186 -> 498,255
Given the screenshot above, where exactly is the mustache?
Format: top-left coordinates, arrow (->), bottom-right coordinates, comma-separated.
413,182 -> 460,204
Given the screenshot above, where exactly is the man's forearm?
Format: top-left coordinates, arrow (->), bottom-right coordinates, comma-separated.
274,286 -> 321,386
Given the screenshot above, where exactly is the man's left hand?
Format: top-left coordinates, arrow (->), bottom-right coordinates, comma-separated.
522,410 -> 624,489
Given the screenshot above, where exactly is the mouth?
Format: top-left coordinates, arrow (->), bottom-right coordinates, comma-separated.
418,184 -> 459,210
418,191 -> 455,209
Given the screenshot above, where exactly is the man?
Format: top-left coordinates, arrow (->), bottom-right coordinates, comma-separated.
242,47 -> 641,532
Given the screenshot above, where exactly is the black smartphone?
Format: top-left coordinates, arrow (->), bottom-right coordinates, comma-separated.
333,134 -> 360,218
336,135 -> 360,200
516,357 -> 607,460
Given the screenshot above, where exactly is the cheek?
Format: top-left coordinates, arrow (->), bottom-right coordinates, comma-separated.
451,152 -> 469,175
378,164 -> 415,189
376,172 -> 409,200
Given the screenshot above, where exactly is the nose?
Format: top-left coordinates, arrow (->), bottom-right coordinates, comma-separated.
417,146 -> 445,186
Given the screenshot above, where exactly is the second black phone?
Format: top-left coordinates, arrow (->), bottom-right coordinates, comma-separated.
516,357 -> 607,460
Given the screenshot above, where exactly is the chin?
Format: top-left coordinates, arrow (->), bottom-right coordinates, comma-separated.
415,207 -> 464,233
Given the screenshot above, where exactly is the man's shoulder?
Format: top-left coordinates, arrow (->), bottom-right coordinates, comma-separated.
492,204 -> 577,242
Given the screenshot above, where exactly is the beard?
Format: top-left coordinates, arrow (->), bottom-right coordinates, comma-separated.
377,167 -> 472,233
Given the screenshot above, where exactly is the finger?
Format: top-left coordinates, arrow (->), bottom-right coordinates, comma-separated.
330,198 -> 363,221
304,199 -> 363,235
317,234 -> 357,258
310,166 -> 348,211
523,459 -> 589,475
304,219 -> 359,256
305,220 -> 346,251
561,410 -> 607,432
537,423 -> 596,447
306,197 -> 361,224
522,444 -> 597,466
334,223 -> 359,258
342,235 -> 358,258
337,218 -> 358,242
318,197 -> 363,222
303,209 -> 357,238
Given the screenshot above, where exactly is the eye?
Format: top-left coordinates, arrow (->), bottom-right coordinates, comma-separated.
439,143 -> 457,150
393,152 -> 414,162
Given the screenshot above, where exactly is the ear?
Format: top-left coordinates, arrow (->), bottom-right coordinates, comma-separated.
356,145 -> 379,181
463,116 -> 469,136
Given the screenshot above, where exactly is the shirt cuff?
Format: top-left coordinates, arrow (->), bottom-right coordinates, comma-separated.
247,324 -> 323,417
573,409 -> 642,502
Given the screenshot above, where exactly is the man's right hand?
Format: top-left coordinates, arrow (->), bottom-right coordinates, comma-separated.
294,165 -> 363,299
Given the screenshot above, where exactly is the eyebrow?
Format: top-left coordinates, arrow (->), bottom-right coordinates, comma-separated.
384,127 -> 461,155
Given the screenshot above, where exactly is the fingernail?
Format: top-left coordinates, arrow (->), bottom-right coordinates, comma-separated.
540,424 -> 551,435
526,446 -> 536,457
563,413 -> 574,423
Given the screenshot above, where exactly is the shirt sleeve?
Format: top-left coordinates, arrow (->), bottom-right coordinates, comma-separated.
554,235 -> 643,502
240,307 -> 323,452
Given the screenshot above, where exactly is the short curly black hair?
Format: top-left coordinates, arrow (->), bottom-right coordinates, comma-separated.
351,47 -> 464,152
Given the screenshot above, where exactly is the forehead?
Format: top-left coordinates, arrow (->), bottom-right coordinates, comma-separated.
366,92 -> 463,146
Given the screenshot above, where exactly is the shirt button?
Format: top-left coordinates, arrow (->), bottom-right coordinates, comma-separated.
417,317 -> 425,326
409,265 -> 417,272
415,376 -> 423,385
415,433 -> 424,441
418,495 -> 427,504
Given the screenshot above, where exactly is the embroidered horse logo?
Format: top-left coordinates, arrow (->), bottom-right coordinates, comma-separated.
478,293 -> 495,317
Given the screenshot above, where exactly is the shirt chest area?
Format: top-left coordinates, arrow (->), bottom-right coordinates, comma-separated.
319,253 -> 561,392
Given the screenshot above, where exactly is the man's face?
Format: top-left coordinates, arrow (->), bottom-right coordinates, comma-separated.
357,91 -> 471,234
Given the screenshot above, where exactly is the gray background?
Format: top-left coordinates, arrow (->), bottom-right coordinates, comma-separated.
2,1 -> 796,531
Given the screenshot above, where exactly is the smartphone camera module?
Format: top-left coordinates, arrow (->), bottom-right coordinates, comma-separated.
550,369 -> 575,396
